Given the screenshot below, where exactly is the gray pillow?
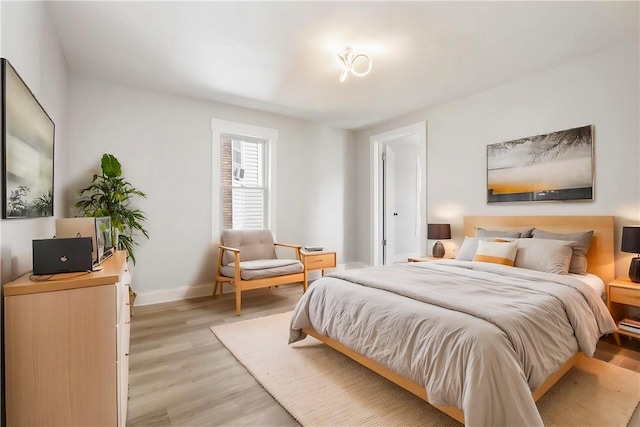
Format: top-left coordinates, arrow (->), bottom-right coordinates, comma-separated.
531,228 -> 593,275
520,227 -> 535,238
514,238 -> 575,275
475,228 -> 523,238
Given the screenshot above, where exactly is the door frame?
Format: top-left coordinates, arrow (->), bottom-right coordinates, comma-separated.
370,121 -> 427,266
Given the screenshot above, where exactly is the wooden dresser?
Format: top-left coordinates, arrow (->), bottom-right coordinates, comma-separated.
3,251 -> 131,427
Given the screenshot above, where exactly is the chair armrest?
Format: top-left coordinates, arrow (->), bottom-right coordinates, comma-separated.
274,242 -> 302,261
218,244 -> 240,253
216,244 -> 241,271
274,242 -> 301,249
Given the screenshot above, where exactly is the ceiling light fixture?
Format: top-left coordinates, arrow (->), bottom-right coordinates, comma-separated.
335,47 -> 372,82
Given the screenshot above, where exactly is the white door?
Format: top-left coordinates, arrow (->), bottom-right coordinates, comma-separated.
383,145 -> 396,265
370,121 -> 427,266
383,139 -> 421,264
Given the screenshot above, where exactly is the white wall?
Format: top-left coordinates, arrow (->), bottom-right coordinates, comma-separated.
355,42 -> 640,278
0,1 -> 71,283
68,77 -> 356,304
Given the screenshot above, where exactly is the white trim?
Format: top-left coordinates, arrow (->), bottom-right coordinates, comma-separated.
135,283 -> 214,306
211,119 -> 278,240
370,122 -> 427,266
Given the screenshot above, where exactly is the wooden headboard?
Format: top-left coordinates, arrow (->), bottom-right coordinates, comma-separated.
463,216 -> 615,284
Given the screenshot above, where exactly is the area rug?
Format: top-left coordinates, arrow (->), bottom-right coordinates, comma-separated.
211,312 -> 640,427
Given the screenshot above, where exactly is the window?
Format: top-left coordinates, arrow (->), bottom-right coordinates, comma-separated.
220,135 -> 267,230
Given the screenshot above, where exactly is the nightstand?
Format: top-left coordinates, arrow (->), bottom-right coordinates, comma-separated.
301,250 -> 336,276
606,277 -> 640,346
408,256 -> 449,262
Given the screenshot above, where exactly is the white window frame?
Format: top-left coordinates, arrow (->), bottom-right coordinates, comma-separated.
211,119 -> 277,242
225,135 -> 266,229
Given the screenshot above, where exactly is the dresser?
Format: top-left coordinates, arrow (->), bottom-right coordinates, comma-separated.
3,251 -> 131,427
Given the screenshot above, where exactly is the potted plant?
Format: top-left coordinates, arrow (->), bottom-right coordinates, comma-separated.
75,153 -> 149,265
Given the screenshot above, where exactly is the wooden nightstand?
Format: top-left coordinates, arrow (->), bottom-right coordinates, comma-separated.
606,277 -> 640,346
301,250 -> 336,276
408,256 -> 452,262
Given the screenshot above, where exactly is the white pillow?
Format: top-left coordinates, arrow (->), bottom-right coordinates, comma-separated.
473,240 -> 518,266
514,238 -> 574,275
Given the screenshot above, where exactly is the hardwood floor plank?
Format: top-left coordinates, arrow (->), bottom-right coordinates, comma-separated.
127,286 -> 640,426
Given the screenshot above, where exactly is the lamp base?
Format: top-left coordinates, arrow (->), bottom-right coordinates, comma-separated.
432,241 -> 445,258
630,257 -> 640,283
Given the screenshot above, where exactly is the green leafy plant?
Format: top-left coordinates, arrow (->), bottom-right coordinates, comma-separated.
31,189 -> 53,216
75,153 -> 149,264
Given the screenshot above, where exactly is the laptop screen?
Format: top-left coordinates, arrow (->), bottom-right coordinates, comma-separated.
32,237 -> 94,275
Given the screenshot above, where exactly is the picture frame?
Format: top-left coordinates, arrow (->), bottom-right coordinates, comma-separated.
486,125 -> 593,203
1,58 -> 55,218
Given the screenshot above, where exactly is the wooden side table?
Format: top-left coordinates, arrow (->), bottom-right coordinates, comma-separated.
301,250 -> 336,276
606,277 -> 640,346
408,256 -> 449,262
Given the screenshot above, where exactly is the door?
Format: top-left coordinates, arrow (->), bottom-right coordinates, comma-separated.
382,145 -> 395,265
370,121 -> 427,266
382,138 -> 421,264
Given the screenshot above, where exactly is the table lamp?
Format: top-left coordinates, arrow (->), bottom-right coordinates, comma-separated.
622,226 -> 640,283
428,223 -> 451,258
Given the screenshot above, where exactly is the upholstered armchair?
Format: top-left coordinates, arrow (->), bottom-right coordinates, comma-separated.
213,229 -> 307,315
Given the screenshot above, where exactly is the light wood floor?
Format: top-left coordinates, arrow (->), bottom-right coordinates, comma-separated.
127,285 -> 640,427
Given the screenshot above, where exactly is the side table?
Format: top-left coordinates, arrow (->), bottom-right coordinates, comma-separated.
301,250 -> 336,276
606,277 -> 640,346
408,256 -> 449,262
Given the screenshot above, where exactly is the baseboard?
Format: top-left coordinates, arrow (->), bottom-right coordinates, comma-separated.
134,262 -> 369,307
135,283 -> 214,306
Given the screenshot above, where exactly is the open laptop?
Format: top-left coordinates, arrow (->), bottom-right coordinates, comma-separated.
32,237 -> 94,275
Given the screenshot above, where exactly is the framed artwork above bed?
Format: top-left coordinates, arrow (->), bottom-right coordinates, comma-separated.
487,125 -> 593,203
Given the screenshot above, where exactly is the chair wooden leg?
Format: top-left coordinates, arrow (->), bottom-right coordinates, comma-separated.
235,284 -> 242,316
212,281 -> 219,298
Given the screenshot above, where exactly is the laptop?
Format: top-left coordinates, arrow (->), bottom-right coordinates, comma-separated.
32,237 -> 94,275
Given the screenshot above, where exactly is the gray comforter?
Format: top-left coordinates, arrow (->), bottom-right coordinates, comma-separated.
289,260 -> 616,427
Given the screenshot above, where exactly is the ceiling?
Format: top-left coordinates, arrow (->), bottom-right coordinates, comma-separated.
47,1 -> 639,130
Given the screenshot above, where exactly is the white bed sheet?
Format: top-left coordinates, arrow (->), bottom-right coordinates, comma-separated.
568,273 -> 605,299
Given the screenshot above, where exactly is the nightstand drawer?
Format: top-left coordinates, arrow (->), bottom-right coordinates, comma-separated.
304,253 -> 336,270
610,286 -> 640,307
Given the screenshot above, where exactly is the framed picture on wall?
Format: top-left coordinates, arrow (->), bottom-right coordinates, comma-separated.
486,125 -> 593,203
1,58 -> 55,218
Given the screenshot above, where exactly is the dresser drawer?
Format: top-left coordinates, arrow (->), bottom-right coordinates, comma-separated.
304,253 -> 336,271
610,286 -> 640,307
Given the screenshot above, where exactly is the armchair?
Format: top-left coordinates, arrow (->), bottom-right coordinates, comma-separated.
213,229 -> 307,315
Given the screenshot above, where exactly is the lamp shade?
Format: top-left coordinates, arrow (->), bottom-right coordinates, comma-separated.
622,226 -> 640,254
622,226 -> 640,283
428,224 -> 451,240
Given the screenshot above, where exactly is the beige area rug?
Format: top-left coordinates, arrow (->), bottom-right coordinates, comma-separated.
211,312 -> 640,427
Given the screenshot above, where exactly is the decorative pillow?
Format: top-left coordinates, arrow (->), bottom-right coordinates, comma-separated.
475,228 -> 522,238
531,229 -> 593,275
473,240 -> 518,266
514,238 -> 574,275
456,237 -> 515,261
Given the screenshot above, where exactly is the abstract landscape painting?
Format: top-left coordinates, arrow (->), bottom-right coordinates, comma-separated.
487,125 -> 593,203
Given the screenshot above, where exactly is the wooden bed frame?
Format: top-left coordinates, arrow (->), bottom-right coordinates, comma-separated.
303,215 -> 615,425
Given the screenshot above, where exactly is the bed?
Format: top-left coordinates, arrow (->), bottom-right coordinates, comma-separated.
289,216 -> 617,426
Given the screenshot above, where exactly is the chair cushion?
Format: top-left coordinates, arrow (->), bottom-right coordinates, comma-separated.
220,259 -> 304,280
221,229 -> 277,265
